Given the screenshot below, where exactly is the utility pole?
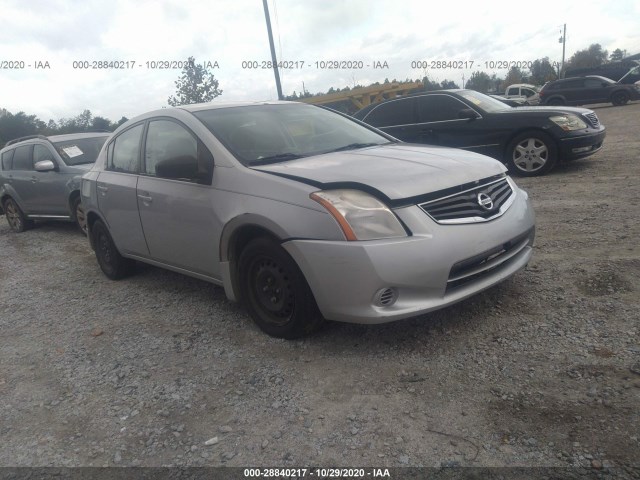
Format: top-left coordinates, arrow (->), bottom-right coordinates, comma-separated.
559,23 -> 566,78
262,0 -> 283,100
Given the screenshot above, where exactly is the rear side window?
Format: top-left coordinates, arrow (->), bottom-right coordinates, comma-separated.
12,145 -> 34,171
1,149 -> 15,170
364,98 -> 415,127
109,124 -> 143,173
418,95 -> 469,122
584,78 -> 605,88
506,87 -> 518,96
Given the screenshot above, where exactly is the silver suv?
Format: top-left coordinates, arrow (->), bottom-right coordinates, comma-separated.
82,101 -> 535,338
0,132 -> 109,233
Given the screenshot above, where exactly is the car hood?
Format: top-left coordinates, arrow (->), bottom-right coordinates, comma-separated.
252,144 -> 506,201
501,106 -> 594,115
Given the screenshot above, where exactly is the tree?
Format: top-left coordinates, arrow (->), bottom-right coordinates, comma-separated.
465,71 -> 492,93
92,116 -> 112,131
529,57 -> 557,85
422,76 -> 441,91
168,56 -> 222,106
567,43 -> 608,69
440,79 -> 459,89
0,112 -> 44,147
610,48 -> 625,62
503,66 -> 524,88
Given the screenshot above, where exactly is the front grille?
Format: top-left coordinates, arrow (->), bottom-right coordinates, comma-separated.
446,228 -> 533,291
418,177 -> 514,224
584,112 -> 600,128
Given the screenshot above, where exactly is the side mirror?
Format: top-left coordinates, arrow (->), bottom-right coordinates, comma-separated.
458,109 -> 480,120
34,160 -> 56,172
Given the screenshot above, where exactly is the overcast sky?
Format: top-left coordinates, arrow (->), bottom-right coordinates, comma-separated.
1,0 -> 639,123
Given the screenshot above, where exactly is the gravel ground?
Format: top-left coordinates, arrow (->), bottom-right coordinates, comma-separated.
1,102 -> 639,476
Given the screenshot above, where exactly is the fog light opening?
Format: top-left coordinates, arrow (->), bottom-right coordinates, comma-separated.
572,146 -> 591,154
374,287 -> 398,307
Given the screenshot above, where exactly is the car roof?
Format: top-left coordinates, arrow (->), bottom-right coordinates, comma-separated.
47,132 -> 111,142
354,89 -> 466,117
178,100 -> 299,112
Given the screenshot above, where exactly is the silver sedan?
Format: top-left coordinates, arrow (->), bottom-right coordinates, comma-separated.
81,101 -> 535,338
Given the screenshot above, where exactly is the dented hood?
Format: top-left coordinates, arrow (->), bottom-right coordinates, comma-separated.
252,144 -> 507,201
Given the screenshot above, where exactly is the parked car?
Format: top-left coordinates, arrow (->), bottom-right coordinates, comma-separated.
503,83 -> 541,105
539,75 -> 640,106
353,89 -> 606,176
1,132 -> 110,233
565,60 -> 640,84
82,101 -> 535,338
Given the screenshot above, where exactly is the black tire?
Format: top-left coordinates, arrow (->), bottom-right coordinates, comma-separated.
238,237 -> 324,339
3,198 -> 32,232
611,90 -> 630,106
506,130 -> 558,177
546,98 -> 564,106
71,196 -> 88,235
91,220 -> 135,280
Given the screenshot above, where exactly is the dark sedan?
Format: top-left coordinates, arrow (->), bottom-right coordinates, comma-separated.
539,75 -> 640,106
353,90 -> 606,176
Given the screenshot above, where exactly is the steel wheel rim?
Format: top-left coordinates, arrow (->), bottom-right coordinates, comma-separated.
513,137 -> 548,172
5,201 -> 22,230
97,231 -> 113,266
248,256 -> 294,326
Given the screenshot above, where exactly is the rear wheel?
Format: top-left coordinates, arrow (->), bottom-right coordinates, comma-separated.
611,90 -> 630,106
3,198 -> 32,233
71,196 -> 88,235
506,130 -> 558,177
91,220 -> 135,279
238,237 -> 324,339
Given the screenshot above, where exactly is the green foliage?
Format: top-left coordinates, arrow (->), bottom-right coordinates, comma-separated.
567,43 -> 609,69
465,71 -> 492,93
503,66 -> 524,88
610,48 -> 625,62
529,57 -> 557,85
440,79 -> 460,89
168,56 -> 222,106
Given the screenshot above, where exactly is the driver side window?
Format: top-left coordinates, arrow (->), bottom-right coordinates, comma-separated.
144,120 -> 213,184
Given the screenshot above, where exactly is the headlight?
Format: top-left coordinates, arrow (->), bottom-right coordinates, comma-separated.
310,189 -> 407,241
550,114 -> 587,131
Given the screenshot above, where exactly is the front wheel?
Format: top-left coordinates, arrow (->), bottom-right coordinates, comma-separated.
506,131 -> 558,177
3,198 -> 32,232
71,196 -> 88,235
91,220 -> 136,280
611,91 -> 630,106
238,237 -> 324,339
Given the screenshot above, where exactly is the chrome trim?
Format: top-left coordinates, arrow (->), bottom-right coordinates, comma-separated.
26,215 -> 71,219
419,176 -> 506,207
418,177 -> 516,225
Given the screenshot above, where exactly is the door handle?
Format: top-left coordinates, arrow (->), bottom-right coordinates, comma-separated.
31,177 -> 38,183
97,185 -> 108,193
137,193 -> 153,203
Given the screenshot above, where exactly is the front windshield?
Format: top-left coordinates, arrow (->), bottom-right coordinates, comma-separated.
458,90 -> 512,113
53,136 -> 108,166
193,103 -> 392,166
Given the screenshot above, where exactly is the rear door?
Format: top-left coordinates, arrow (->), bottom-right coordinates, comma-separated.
362,97 -> 420,142
96,123 -> 149,256
136,118 -> 220,277
7,145 -> 36,211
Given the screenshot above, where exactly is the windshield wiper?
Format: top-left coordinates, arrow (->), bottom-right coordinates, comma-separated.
250,153 -> 305,166
329,142 -> 388,153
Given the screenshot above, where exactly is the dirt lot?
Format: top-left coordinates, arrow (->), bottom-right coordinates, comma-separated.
1,103 -> 639,476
